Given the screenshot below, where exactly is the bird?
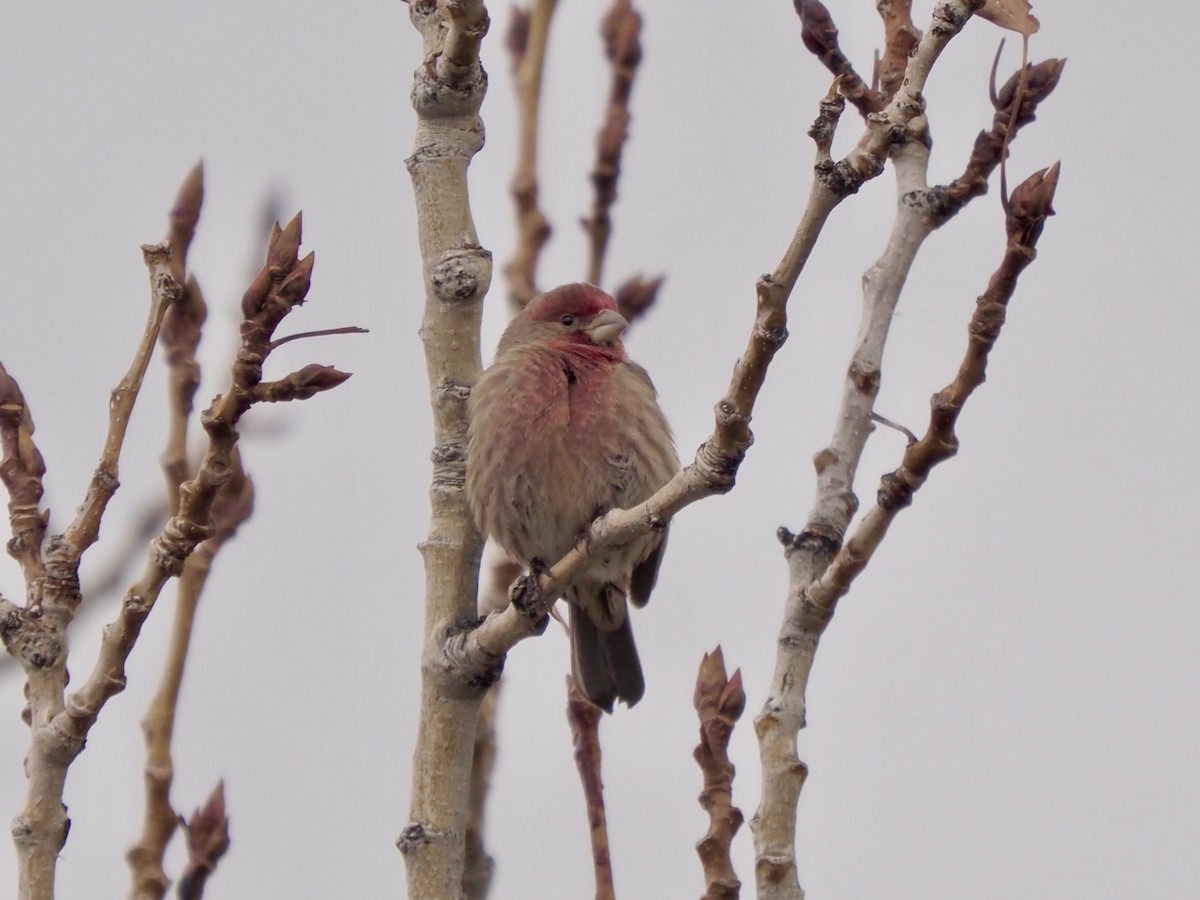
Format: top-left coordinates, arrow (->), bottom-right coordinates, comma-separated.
466,283 -> 678,711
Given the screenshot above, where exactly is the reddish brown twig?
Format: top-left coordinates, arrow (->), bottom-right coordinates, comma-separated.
464,678 -> 500,899
0,365 -> 48,616
128,462 -> 253,900
874,0 -> 921,101
941,57 -> 1065,219
694,647 -> 746,900
567,677 -> 615,900
790,164 -> 1061,695
2,213 -> 351,898
792,0 -> 883,115
582,0 -> 643,288
463,556 -> 518,899
128,166 -> 212,900
504,0 -> 558,309
176,782 -> 230,900
159,163 -> 208,513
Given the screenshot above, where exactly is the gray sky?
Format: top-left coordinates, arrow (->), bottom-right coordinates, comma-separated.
1,2 -> 1196,898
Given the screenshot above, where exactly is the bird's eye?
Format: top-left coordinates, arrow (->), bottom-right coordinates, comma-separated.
560,314 -> 575,326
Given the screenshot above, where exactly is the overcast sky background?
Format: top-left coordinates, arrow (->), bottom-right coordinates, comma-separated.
0,2 -> 1195,898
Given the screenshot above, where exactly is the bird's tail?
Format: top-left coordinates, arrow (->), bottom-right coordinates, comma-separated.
569,593 -> 645,712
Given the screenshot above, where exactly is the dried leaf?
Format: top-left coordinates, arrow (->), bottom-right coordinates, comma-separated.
977,0 -> 1039,36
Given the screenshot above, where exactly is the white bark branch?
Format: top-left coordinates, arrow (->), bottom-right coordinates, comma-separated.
750,3 -> 986,897
400,0 -> 493,896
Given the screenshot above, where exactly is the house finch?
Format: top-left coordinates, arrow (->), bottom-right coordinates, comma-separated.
466,283 -> 678,711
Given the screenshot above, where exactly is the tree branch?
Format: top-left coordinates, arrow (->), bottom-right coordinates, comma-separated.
2,245 -> 180,900
809,163 -> 1058,610
567,677 -> 615,900
503,0 -> 558,310
3,215 -> 346,900
63,245 -> 179,560
694,647 -> 746,900
128,167 -> 211,900
442,0 -> 962,686
582,0 -> 644,288
750,3 -> 988,896
792,0 -> 882,115
400,0 -> 493,895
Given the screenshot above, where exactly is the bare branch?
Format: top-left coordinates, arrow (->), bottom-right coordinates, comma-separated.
3,213 -> 345,900
463,680 -> 501,899
810,162 -> 1058,607
751,4 -> 988,895
64,243 -> 181,560
566,678 -> 615,900
401,0 -> 493,893
792,0 -> 882,115
128,459 -> 253,900
3,246 -> 182,900
875,0 -> 922,101
941,57 -> 1065,218
128,170 -> 212,899
64,214 -> 342,747
0,366 -> 48,610
582,0 -> 644,288
694,648 -> 746,900
445,0 -> 966,682
503,0 -> 558,310
166,161 -> 203,285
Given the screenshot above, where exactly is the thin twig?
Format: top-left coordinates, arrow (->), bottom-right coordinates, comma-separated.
582,0 -> 644,288
463,556 -> 518,899
941,57 -> 1065,219
0,365 -> 48,611
874,0 -> 922,101
503,0 -> 558,310
269,325 -> 369,350
751,4 -> 988,896
792,0 -> 883,115
1,244 -> 181,900
63,246 -> 179,560
694,647 -> 746,900
807,163 -> 1058,611
446,0 -> 964,684
129,168 -> 211,900
566,677 -> 615,900
2,216 -> 348,900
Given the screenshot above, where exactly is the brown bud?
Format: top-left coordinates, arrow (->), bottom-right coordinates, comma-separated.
602,0 -> 642,69
275,251 -> 315,307
241,266 -> 272,319
693,646 -> 729,713
996,58 -> 1066,122
184,780 -> 230,873
295,363 -> 351,394
1007,161 -> 1060,242
795,0 -> 839,59
614,274 -> 664,324
267,211 -> 303,269
718,669 -> 747,721
169,161 -> 204,240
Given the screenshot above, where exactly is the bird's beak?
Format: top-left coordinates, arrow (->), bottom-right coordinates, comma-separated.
585,308 -> 628,344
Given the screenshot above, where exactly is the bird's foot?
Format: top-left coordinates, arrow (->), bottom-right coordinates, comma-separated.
510,559 -> 551,629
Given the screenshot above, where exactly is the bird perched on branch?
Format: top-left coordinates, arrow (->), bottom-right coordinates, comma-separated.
467,283 -> 678,711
